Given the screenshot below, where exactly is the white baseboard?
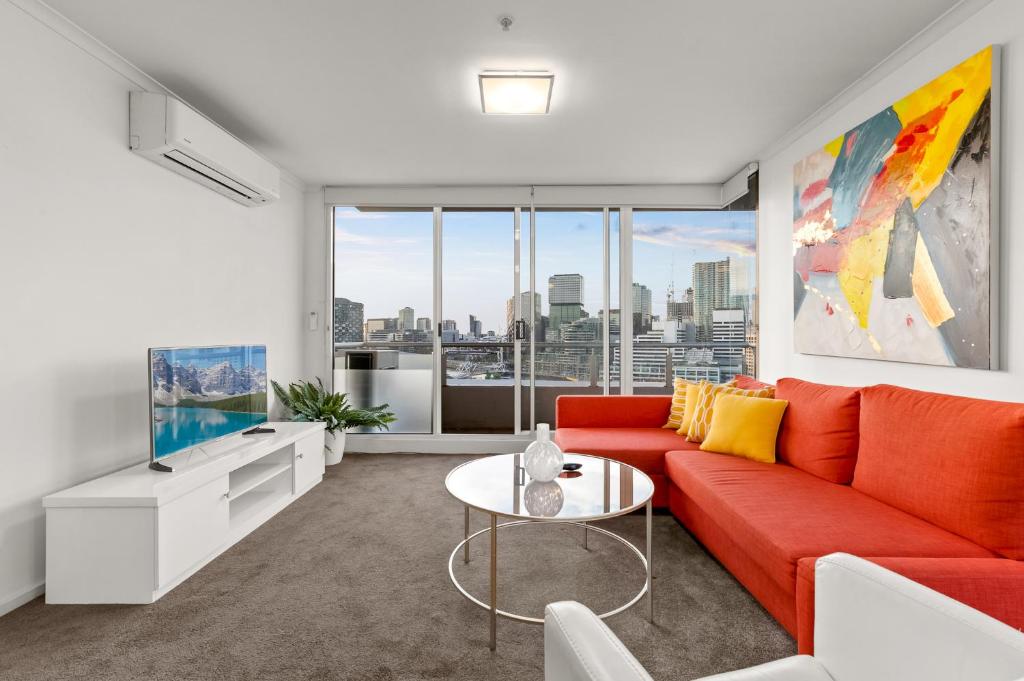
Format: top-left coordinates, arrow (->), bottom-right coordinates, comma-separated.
345,433 -> 531,454
0,581 -> 44,618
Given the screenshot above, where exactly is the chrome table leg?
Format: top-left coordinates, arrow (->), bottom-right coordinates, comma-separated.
464,505 -> 470,564
489,512 -> 497,650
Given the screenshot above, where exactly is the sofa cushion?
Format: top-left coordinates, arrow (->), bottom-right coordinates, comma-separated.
666,450 -> 994,596
775,378 -> 861,484
734,374 -> 776,390
555,395 -> 672,429
554,427 -> 699,477
852,385 -> 1024,560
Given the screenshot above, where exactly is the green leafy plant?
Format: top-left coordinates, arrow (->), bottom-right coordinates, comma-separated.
271,377 -> 395,445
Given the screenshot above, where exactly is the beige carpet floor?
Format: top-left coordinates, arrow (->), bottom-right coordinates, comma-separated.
0,453 -> 793,680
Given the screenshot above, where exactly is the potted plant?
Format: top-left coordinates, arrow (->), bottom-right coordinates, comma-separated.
271,377 -> 395,465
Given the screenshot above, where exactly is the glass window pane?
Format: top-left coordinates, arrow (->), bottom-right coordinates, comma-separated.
528,210 -> 607,426
631,210 -> 757,393
441,209 -> 515,434
333,207 -> 434,433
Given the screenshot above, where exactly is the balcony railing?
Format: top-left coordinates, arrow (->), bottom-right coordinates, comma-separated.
333,340 -> 755,434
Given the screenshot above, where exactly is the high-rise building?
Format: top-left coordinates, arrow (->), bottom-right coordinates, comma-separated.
441,319 -> 458,331
712,308 -> 745,381
333,297 -> 364,343
693,259 -> 731,340
505,291 -> 543,340
548,274 -> 584,304
598,308 -> 621,339
666,300 -> 693,321
365,317 -> 397,334
548,274 -> 585,336
416,316 -> 431,331
632,283 -> 653,335
549,303 -> 584,334
468,314 -> 482,338
398,307 -> 414,330
744,328 -> 758,378
561,316 -> 601,343
364,317 -> 397,342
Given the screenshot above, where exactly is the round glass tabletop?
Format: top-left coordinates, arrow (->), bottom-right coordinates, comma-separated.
445,453 -> 654,521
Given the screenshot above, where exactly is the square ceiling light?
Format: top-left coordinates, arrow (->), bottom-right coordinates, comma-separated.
478,71 -> 554,114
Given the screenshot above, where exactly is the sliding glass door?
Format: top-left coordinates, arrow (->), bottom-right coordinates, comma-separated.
527,209 -> 619,428
440,209 -> 518,433
329,192 -> 759,439
332,207 -> 434,433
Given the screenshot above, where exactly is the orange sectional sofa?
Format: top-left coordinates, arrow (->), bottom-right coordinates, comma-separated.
553,378 -> 1024,653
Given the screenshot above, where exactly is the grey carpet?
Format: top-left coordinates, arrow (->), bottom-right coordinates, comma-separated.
0,453 -> 793,680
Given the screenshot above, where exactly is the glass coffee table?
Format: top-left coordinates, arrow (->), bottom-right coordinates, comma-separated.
444,452 -> 654,650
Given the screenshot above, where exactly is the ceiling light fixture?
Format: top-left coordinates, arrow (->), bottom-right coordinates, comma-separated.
478,70 -> 555,115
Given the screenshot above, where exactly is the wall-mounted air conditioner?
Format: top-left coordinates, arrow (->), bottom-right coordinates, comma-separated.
129,92 -> 280,206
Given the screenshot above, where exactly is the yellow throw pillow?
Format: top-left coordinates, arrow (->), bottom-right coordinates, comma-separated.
700,393 -> 789,463
676,379 -> 737,436
663,378 -> 697,429
678,381 -> 707,434
683,382 -> 775,443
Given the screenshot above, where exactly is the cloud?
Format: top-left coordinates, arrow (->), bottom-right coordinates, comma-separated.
335,229 -> 419,246
334,210 -> 389,221
632,222 -> 755,257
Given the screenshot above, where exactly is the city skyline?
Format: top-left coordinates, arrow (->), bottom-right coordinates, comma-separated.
334,207 -> 755,334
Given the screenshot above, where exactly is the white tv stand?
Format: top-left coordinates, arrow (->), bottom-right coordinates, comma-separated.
43,421 -> 325,604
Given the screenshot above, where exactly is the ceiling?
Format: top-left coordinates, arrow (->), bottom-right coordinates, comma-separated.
47,0 -> 962,186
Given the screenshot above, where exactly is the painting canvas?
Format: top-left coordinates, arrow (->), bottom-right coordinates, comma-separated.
793,46 -> 998,368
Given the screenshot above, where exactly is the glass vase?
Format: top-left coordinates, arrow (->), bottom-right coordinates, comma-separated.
524,423 -> 564,482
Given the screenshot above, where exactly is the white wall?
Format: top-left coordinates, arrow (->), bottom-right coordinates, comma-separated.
0,2 -> 307,614
302,187 -> 332,383
757,0 -> 1022,401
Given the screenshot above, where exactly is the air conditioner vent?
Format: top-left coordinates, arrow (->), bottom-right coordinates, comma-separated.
129,92 -> 280,206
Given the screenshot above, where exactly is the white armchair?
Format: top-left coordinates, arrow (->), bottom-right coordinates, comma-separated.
544,553 -> 1024,681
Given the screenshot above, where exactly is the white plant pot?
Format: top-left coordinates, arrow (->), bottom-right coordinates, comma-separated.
325,430 -> 346,466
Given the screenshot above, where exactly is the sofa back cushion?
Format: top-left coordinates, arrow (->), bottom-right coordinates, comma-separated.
734,374 -> 775,390
775,378 -> 861,484
852,384 -> 1024,559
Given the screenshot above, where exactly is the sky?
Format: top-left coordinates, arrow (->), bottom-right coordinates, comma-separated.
154,345 -> 267,370
334,207 -> 755,334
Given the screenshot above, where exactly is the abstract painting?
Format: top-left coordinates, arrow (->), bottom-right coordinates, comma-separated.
793,46 -> 998,369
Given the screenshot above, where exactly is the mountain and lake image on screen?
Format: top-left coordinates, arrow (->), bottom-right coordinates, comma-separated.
150,345 -> 268,460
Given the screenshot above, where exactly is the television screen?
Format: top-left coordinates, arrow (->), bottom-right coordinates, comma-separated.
149,344 -> 268,461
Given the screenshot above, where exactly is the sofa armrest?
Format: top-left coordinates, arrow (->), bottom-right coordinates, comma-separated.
810,553 -> 1024,681
555,395 -> 672,429
544,601 -> 653,681
797,555 -> 1024,654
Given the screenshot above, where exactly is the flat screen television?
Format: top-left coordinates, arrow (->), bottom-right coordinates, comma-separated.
149,344 -> 268,470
